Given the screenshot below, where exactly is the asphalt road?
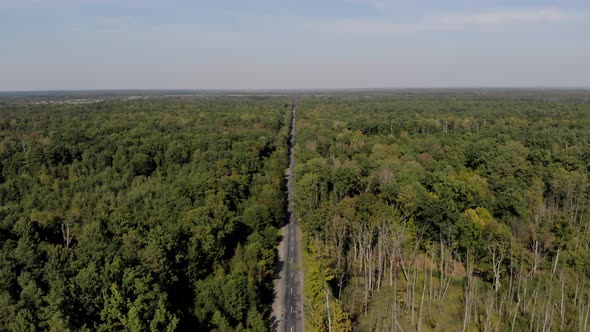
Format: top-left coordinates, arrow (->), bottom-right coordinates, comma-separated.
272,101 -> 304,332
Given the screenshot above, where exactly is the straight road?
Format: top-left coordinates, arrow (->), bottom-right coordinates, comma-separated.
272,100 -> 304,332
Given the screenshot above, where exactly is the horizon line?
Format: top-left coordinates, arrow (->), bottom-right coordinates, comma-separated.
2,86 -> 590,94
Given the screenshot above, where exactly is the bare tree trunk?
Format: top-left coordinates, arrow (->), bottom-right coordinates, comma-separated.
325,288 -> 332,332
364,252 -> 370,316
542,279 -> 554,332
338,271 -> 345,299
462,253 -> 473,332
511,299 -> 520,332
530,283 -> 539,332
377,225 -> 384,291
441,267 -> 453,303
531,203 -> 547,276
439,238 -> 444,297
62,221 -> 73,248
552,247 -> 561,275
489,241 -> 507,293
497,292 -> 507,332
411,268 -> 417,326
532,237 -> 540,275
429,248 -> 434,302
389,254 -> 395,287
560,270 -> 565,331
398,246 -> 410,283
418,258 -> 427,332
583,296 -> 590,332
511,261 -> 523,332
393,272 -> 405,332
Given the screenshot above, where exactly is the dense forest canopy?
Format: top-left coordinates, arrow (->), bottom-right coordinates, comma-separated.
293,97 -> 590,331
3,92 -> 590,332
0,98 -> 291,331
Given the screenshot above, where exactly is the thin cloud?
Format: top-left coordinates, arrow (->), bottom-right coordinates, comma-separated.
433,9 -> 578,27
305,8 -> 586,35
90,16 -> 262,49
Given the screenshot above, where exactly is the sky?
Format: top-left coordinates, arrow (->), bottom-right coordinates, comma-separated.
1,0 -> 589,90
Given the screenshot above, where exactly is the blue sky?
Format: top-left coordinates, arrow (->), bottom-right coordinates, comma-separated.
1,0 -> 589,90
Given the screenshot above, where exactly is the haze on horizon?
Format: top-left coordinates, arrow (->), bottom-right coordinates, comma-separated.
1,0 -> 589,91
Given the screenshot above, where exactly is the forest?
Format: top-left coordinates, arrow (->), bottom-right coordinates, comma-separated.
0,98 -> 291,331
3,92 -> 590,332
294,96 -> 590,331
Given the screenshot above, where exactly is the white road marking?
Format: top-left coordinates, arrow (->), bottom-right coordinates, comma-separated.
291,288 -> 293,295
291,305 -> 293,313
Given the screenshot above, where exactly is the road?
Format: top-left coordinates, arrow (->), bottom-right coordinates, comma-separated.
272,100 -> 304,332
